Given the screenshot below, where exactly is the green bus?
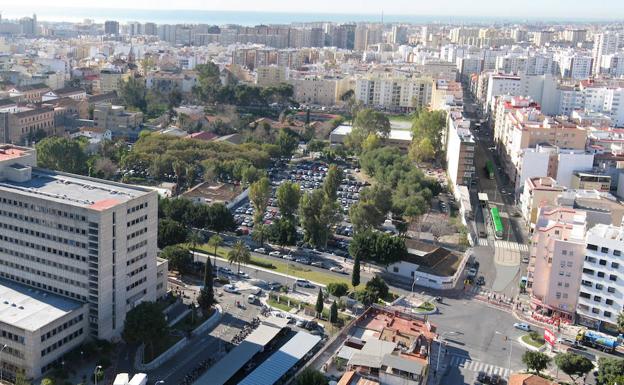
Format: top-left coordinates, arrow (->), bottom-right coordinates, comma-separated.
490,207 -> 503,239
485,160 -> 495,180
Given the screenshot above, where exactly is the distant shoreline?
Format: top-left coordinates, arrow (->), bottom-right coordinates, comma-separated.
0,7 -> 620,25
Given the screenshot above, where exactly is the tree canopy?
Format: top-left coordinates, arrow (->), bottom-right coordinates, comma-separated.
276,181 -> 301,220
349,230 -> 406,265
36,137 -> 89,174
522,351 -> 551,375
555,353 -> 594,383
295,368 -> 328,385
122,302 -> 169,358
160,245 -> 193,274
299,189 -> 341,248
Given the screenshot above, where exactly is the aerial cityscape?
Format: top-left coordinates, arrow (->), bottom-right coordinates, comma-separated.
0,1 -> 620,385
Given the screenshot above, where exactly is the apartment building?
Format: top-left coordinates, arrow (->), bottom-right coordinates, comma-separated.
592,32 -> 620,75
355,75 -> 432,112
289,77 -> 342,106
0,144 -> 165,377
519,177 -> 566,231
557,190 -> 624,228
527,206 -> 587,322
93,104 -> 143,139
578,224 -> 624,332
445,110 -> 475,187
255,65 -> 289,86
7,84 -> 51,103
431,79 -> 463,110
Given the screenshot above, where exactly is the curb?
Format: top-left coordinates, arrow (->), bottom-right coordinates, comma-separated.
517,335 -> 543,351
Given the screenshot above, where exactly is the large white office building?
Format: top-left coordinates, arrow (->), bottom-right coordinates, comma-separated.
0,145 -> 166,378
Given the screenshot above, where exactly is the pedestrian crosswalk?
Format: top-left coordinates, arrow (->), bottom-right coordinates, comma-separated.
477,238 -> 489,246
449,354 -> 511,378
494,240 -> 529,252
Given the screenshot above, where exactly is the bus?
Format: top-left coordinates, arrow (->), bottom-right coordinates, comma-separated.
490,207 -> 503,239
485,160 -> 495,180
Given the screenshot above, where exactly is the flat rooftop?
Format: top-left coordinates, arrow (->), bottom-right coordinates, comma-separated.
0,278 -> 83,332
332,125 -> 413,142
0,168 -> 152,210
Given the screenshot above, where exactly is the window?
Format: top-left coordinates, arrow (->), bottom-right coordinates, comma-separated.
609,275 -> 617,282
604,311 -> 612,317
607,287 -> 615,294
583,268 -> 595,275
599,259 -> 607,266
587,244 -> 598,251
592,308 -> 600,314
579,292 -> 590,299
598,272 -> 605,278
393,267 -> 399,273
606,299 -> 614,305
596,284 -> 604,290
612,262 -> 620,269
593,296 -> 601,302
601,247 -> 609,253
614,250 -> 621,256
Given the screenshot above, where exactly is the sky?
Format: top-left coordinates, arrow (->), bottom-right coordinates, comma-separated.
2,0 -> 624,20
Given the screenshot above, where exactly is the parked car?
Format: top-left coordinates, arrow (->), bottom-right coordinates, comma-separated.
268,282 -> 282,291
476,276 -> 485,286
295,279 -> 314,288
223,284 -> 239,294
237,271 -> 250,279
467,268 -> 478,277
283,254 -> 295,261
295,258 -> 310,265
477,371 -> 490,384
514,322 -> 531,332
254,247 -> 267,254
329,267 -> 347,274
311,261 -> 326,268
269,251 -> 281,257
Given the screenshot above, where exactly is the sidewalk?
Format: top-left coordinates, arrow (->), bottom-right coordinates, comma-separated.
427,338 -> 449,385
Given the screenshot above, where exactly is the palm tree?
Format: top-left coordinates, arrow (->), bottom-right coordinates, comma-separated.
618,311 -> 624,334
187,230 -> 202,253
207,234 -> 223,269
252,224 -> 268,247
227,241 -> 251,274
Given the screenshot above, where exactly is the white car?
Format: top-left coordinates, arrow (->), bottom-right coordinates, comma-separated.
254,248 -> 267,254
329,267 -> 347,274
223,284 -> 239,294
269,251 -> 281,257
295,279 -> 314,288
282,254 -> 295,261
237,271 -> 250,279
513,322 -> 531,332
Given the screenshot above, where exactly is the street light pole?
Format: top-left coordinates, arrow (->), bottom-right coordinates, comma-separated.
94,365 -> 102,385
0,344 -> 7,383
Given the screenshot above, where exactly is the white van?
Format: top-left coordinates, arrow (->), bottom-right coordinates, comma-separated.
247,294 -> 258,304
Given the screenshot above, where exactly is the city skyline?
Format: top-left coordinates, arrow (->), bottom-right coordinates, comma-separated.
2,0 -> 624,22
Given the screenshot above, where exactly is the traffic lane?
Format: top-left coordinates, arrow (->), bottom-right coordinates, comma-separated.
429,297 -> 528,369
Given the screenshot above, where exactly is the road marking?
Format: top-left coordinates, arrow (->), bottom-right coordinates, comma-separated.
448,354 -> 511,378
478,238 -> 489,246
494,240 -> 528,252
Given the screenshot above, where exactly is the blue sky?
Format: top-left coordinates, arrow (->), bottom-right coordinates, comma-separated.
3,0 -> 624,20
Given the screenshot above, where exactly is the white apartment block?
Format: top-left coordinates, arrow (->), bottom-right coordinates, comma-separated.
0,145 -> 166,377
578,224 -> 624,331
556,53 -> 593,80
255,65 -> 289,86
592,32 -> 620,75
599,53 -> 624,77
289,77 -> 343,106
445,110 -> 475,187
355,76 -> 432,111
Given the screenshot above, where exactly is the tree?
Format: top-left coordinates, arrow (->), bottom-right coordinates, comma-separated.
409,137 -> 436,163
268,218 -> 297,247
411,110 -> 446,155
596,357 -> 624,385
555,353 -> 594,384
252,223 -> 269,247
198,257 -> 214,312
354,108 -> 391,137
315,288 -> 324,318
299,189 -> 341,248
15,370 -> 30,385
276,127 -> 299,158
119,76 -> 147,112
352,256 -> 361,288
329,301 -> 338,324
323,164 -> 343,201
617,311 -> 624,334
158,219 -> 188,248
295,367 -> 328,385
364,275 -> 389,303
227,240 -> 251,273
123,302 -> 169,359
36,137 -> 88,174
249,177 -> 271,224
187,230 -> 202,253
522,351 -> 551,375
276,181 -> 301,220
206,203 -> 236,233
160,245 -> 193,274
349,230 -> 406,265
362,132 -> 381,152
327,282 -> 349,298
40,379 -> 54,385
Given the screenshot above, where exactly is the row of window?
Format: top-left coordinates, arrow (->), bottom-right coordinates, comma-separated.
585,255 -> 620,269
1,330 -> 25,345
126,277 -> 146,292
0,259 -> 87,289
41,328 -> 83,357
582,268 -> 618,281
0,233 -> 87,262
127,214 -> 148,228
127,227 -> 148,241
127,252 -> 148,267
127,202 -> 148,214
579,291 -> 617,305
41,314 -> 84,342
586,244 -> 622,256
0,198 -> 87,222
0,209 -> 88,236
0,221 -> 87,249
128,240 -> 147,253
0,271 -> 87,302
4,345 -> 24,360
128,264 -> 147,278
0,246 -> 87,275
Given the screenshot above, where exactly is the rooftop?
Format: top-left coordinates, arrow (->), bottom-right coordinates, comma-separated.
331,125 -> 413,142
0,278 -> 83,332
0,168 -> 153,210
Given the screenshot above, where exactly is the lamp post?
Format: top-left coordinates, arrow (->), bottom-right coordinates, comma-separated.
94,365 -> 102,385
435,332 -> 458,377
495,331 -> 513,374
0,344 -> 7,383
